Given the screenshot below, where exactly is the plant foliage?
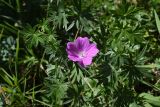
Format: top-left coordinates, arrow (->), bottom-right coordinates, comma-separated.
0,0 -> 160,106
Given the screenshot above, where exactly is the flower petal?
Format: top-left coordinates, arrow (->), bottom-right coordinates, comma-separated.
68,55 -> 81,61
67,42 -> 77,51
66,42 -> 81,61
67,42 -> 78,55
75,37 -> 90,51
78,60 -> 85,67
82,57 -> 92,66
86,43 -> 99,57
77,57 -> 92,67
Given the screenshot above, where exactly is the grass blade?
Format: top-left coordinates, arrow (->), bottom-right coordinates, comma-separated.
154,9 -> 160,34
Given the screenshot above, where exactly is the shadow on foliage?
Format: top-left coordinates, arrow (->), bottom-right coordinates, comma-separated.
112,84 -> 143,107
95,57 -> 111,86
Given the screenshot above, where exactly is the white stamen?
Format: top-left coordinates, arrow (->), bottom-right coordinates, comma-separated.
78,51 -> 86,58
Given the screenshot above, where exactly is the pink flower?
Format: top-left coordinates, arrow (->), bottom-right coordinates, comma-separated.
66,37 -> 99,67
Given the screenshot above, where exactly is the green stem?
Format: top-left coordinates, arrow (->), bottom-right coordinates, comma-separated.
15,30 -> 19,78
16,0 -> 20,13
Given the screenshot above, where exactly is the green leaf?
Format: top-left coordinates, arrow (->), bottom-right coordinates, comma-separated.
140,93 -> 160,106
66,21 -> 75,31
0,68 -> 13,86
129,102 -> 141,107
154,9 -> 160,34
144,103 -> 153,107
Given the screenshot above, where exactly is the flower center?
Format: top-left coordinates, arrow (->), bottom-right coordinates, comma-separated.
78,51 -> 86,58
